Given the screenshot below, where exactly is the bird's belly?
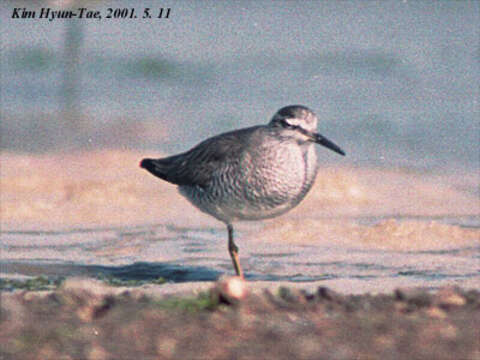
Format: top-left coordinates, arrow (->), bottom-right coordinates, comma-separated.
179,143 -> 318,223
180,184 -> 303,223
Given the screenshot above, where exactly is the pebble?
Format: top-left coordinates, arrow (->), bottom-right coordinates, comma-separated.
424,306 -> 447,319
212,276 -> 248,305
394,287 -> 432,307
434,287 -> 466,308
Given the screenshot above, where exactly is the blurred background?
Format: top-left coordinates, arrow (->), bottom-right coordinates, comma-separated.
1,0 -> 479,170
1,0 -> 479,290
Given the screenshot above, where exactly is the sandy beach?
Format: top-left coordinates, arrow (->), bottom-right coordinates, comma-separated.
2,149 -> 478,229
3,1 -> 479,357
1,150 -> 479,359
2,149 -> 478,281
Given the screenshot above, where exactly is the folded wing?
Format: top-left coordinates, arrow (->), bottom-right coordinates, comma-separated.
140,127 -> 256,187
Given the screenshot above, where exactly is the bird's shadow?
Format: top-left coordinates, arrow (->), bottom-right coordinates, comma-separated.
2,261 -> 223,283
2,260 -> 333,283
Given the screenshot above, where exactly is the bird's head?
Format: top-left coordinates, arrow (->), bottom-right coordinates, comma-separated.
269,105 -> 345,156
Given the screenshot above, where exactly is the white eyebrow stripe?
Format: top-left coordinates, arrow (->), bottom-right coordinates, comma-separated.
285,118 -> 302,127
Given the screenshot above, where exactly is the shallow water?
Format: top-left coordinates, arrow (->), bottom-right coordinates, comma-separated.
2,2 -> 479,171
2,217 -> 479,292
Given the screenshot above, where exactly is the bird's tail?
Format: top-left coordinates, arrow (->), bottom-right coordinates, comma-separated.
139,158 -> 170,181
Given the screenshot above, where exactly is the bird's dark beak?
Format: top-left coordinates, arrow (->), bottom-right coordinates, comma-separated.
311,132 -> 346,156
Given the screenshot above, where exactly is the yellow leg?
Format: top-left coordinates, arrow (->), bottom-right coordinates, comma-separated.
227,224 -> 244,278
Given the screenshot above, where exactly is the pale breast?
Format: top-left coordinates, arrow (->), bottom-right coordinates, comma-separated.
179,132 -> 319,223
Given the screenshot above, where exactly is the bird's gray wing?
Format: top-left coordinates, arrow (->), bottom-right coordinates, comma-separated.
140,126 -> 259,187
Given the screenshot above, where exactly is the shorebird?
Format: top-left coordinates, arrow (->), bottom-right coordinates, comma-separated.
140,105 -> 345,278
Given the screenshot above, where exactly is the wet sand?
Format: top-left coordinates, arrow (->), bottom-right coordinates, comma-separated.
2,150 -> 479,287
1,149 -> 479,283
1,150 -> 479,359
